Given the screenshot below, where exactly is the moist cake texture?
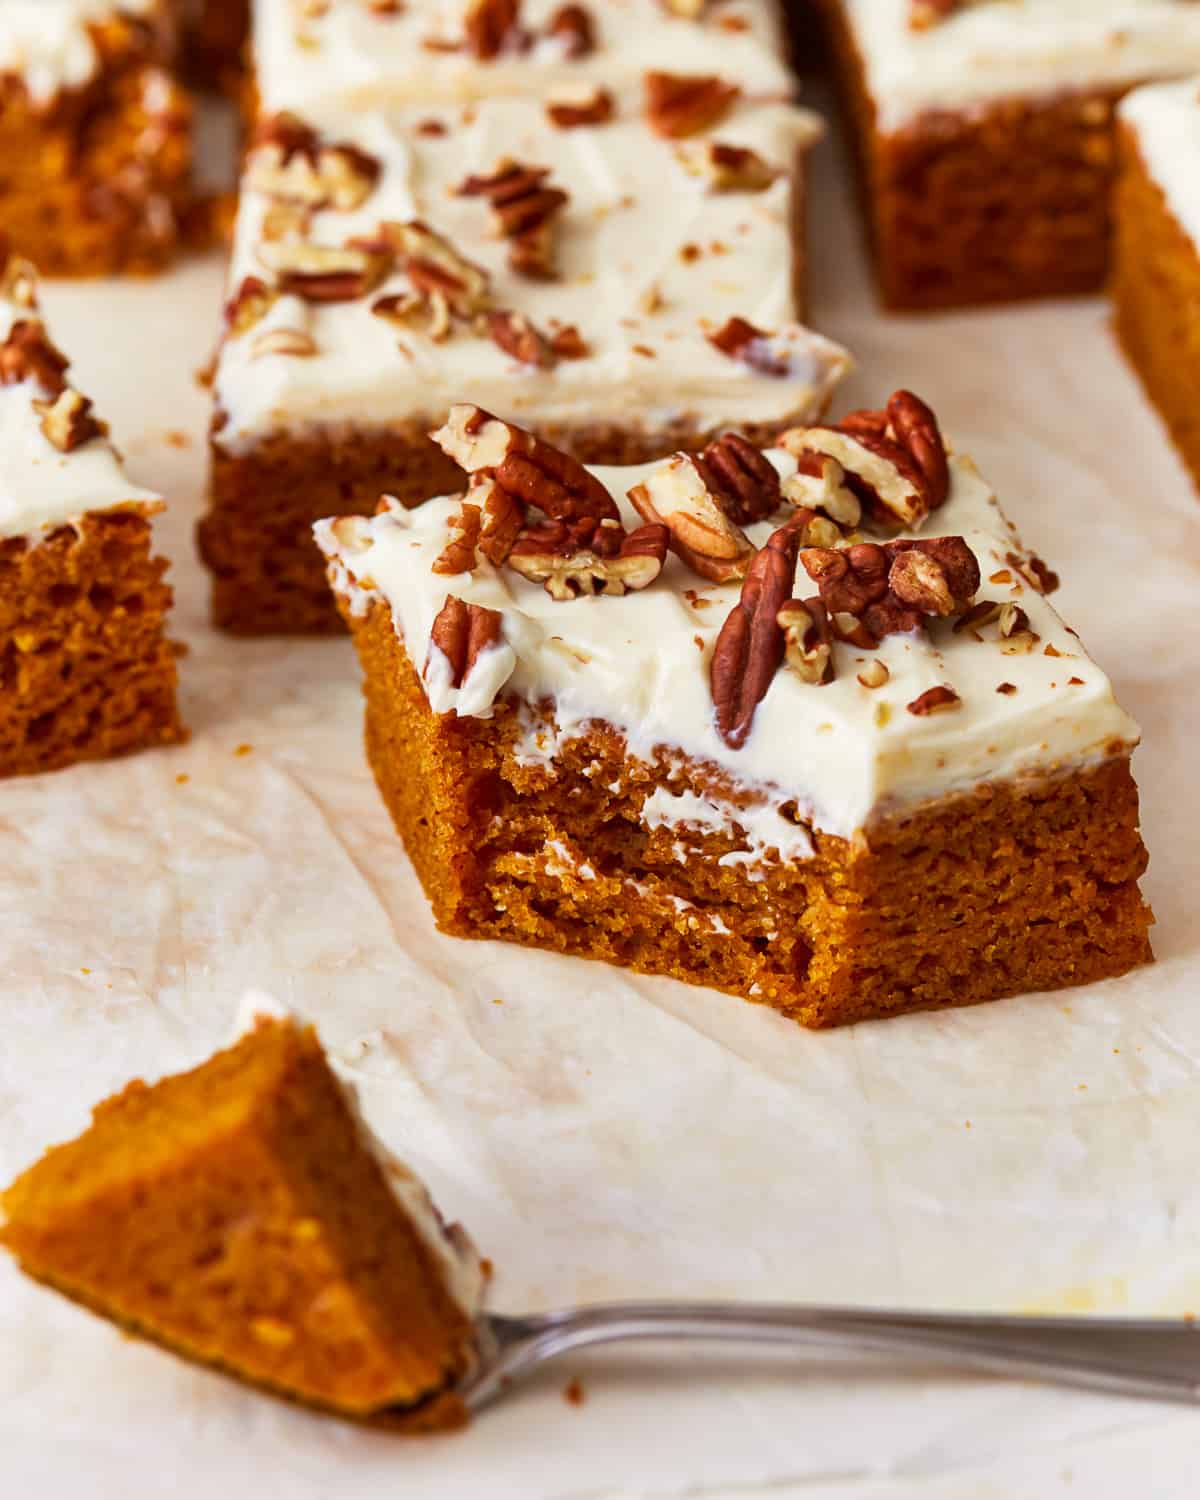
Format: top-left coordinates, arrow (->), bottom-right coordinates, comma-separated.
0,1003 -> 485,1426
816,0 -> 1200,309
316,398 -> 1152,1028
0,1 -> 192,275
203,97 -> 844,632
0,242 -> 183,776
1113,78 -> 1200,496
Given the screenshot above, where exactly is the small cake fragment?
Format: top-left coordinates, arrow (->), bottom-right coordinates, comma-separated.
1112,78 -> 1200,495
316,396 -> 1152,1028
0,1008 -> 485,1426
815,0 -> 1200,308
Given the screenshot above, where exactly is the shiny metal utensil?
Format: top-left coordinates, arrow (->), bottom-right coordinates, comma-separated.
461,1304 -> 1200,1412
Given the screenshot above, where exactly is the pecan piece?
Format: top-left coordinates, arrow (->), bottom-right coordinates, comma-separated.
256,239 -> 392,302
699,431 -> 782,524
225,274 -> 277,334
546,83 -> 615,129
705,316 -> 795,378
508,519 -> 668,600
781,455 -> 861,528
677,140 -> 779,192
0,246 -> 38,310
33,388 -> 104,453
543,3 -> 595,56
488,309 -> 555,367
433,501 -> 482,575
628,453 -> 755,584
457,159 -> 568,279
432,405 -> 619,522
469,476 -> 526,565
1006,549 -> 1061,596
909,0 -> 964,28
710,519 -> 800,749
907,685 -> 961,716
800,537 -> 980,641
372,289 -> 451,343
463,0 -> 525,59
380,220 -> 491,318
246,114 -> 381,210
0,320 -> 69,394
645,71 -> 740,139
778,598 -> 833,685
427,595 -> 504,687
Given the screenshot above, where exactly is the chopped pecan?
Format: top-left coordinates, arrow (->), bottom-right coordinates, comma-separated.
488,309 -> 555,366
856,659 -> 889,689
463,0 -> 526,58
778,390 -> 949,526
0,320 -> 69,394
549,323 -> 589,359
546,83 -> 615,129
698,431 -> 782,524
508,518 -> 667,600
628,453 -> 755,584
246,114 -> 381,210
225,275 -> 277,334
372,288 -> 451,343
1006,549 -> 1060,596
380,220 -> 491,318
782,454 -> 861,528
778,598 -> 833,685
800,537 -> 980,641
907,685 -> 961,716
645,71 -> 740,139
250,327 -> 318,358
33,388 -> 104,453
432,405 -> 620,522
677,140 -> 779,192
468,476 -> 526,565
256,239 -> 392,301
457,159 -> 568,279
433,501 -> 483,575
710,518 -> 800,748
0,246 -> 38,310
705,316 -> 794,378
543,3 -> 595,56
427,595 -> 504,687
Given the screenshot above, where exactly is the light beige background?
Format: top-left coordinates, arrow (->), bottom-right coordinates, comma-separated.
2,101 -> 1199,1497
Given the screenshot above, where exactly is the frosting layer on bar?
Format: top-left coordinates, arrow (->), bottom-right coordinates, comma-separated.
214,99 -> 844,451
317,447 -> 1138,841
253,0 -> 795,116
1120,76 -> 1200,249
841,0 -> 1200,130
0,1 -> 160,105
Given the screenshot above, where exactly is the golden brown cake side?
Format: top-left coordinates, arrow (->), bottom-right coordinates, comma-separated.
1112,121 -> 1200,495
0,1017 -> 479,1425
339,598 -> 1152,1030
0,10 -> 192,276
0,509 -> 184,777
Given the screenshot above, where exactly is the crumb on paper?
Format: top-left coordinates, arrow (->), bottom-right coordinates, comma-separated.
480,1258 -> 495,1281
235,744 -> 253,757
563,1378 -> 586,1407
492,997 -> 503,1006
80,967 -> 91,975
175,773 -> 190,785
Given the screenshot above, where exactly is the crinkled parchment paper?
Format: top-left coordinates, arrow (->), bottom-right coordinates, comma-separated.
3,106 -> 1200,1499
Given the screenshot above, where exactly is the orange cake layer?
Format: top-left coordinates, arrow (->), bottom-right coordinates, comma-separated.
0,1012 -> 483,1426
0,4 -> 192,276
815,0 -> 1200,310
1112,93 -> 1200,496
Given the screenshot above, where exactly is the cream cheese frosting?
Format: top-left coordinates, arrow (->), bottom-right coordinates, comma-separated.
1120,76 -> 1200,249
253,0 -> 796,116
0,282 -> 160,540
316,447 -> 1138,843
841,0 -> 1200,130
0,1 -> 159,106
214,97 -> 846,450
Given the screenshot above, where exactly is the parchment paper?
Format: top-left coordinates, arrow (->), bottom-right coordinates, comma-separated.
3,105 -> 1200,1498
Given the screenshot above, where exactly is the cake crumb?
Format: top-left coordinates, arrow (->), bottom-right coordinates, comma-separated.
80,967 -> 91,975
563,1377 -> 586,1406
175,773 -> 189,785
234,743 -> 253,757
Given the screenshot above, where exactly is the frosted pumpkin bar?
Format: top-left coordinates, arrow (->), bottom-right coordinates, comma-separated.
316,396 -> 1152,1029
253,0 -> 796,117
814,0 -> 1200,309
1113,77 -> 1200,497
201,96 -> 842,633
0,242 -> 184,777
0,1002 -> 485,1427
0,1 -> 192,274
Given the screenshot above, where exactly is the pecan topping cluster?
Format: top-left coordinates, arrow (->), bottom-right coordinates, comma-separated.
778,390 -> 950,526
0,311 -> 105,454
431,406 -> 667,599
645,71 -> 740,138
457,159 -> 569,280
800,537 -> 980,646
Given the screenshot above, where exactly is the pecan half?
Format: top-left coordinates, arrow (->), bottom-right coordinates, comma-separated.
457,159 -> 568,279
677,141 -> 779,192
710,519 -> 800,749
645,71 -> 740,139
546,83 -> 615,129
800,537 -> 980,642
433,501 -> 482,575
246,114 -> 381,211
469,476 -> 526,565
256,239 -> 392,302
463,0 -> 526,58
778,598 -> 833,685
427,595 -> 503,687
628,453 -> 755,584
778,390 -> 949,526
432,405 -> 619,522
33,388 -> 104,453
699,431 -> 782,524
0,320 -> 69,394
488,309 -> 555,366
508,518 -> 667,600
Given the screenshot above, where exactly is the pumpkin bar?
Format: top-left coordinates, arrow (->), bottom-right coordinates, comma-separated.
253,0 -> 796,118
201,96 -> 845,633
316,397 -> 1152,1029
1113,78 -> 1200,496
815,0 -> 1200,310
0,242 -> 184,777
0,1001 -> 485,1427
0,1 -> 192,275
